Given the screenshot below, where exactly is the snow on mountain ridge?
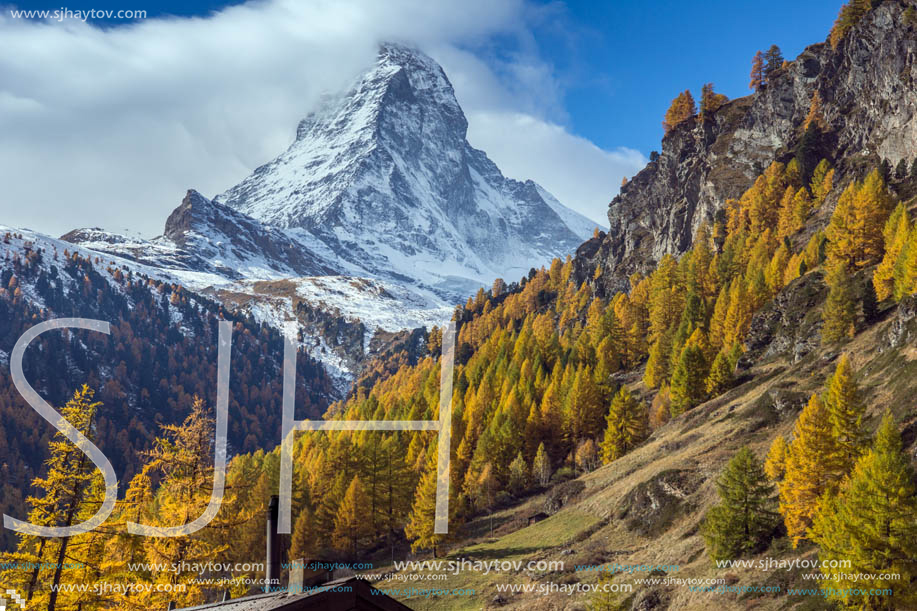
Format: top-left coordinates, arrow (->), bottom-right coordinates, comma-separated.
215,43 -> 599,299
58,43 -> 599,386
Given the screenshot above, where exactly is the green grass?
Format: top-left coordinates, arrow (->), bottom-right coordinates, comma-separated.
462,510 -> 600,559
382,510 -> 601,610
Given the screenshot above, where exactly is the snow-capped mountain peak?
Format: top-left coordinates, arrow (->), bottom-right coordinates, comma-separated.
62,43 -> 601,383
215,43 -> 600,298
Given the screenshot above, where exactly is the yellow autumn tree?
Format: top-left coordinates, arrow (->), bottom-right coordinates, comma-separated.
873,202 -> 910,301
601,387 -> 647,463
810,411 -> 917,610
822,263 -> 856,343
764,435 -> 789,481
663,90 -> 696,132
823,354 -> 866,472
779,394 -> 844,546
332,476 -> 373,556
826,168 -> 893,268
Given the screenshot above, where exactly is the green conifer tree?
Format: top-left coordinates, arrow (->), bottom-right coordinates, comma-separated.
823,354 -> 866,472
822,263 -> 856,343
702,447 -> 779,562
811,412 -> 917,610
669,333 -> 708,416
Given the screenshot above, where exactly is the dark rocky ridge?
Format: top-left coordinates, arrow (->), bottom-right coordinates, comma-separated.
63,190 -> 336,280
162,189 -> 336,278
575,1 -> 917,294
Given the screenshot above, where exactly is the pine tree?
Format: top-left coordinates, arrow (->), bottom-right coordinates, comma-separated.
507,452 -> 529,495
763,45 -> 784,80
601,387 -> 647,463
897,225 -> 917,299
405,455 -> 445,557
643,329 -> 673,389
702,447 -> 778,562
5,386 -> 104,610
764,435 -> 789,481
827,168 -> 892,268
333,476 -> 372,557
379,434 -> 415,557
291,506 -> 317,561
830,0 -> 873,49
749,51 -> 764,91
803,230 -> 828,269
802,91 -> 826,131
823,354 -> 866,472
705,348 -> 734,396
779,394 -> 844,546
822,263 -> 856,343
134,397 -> 243,607
810,412 -> 917,610
699,83 -> 728,121
669,331 -> 708,416
533,442 -> 552,487
826,181 -> 857,266
663,90 -> 696,132
857,168 -> 894,264
810,159 -> 834,204
873,202 -> 909,301
564,365 -> 603,443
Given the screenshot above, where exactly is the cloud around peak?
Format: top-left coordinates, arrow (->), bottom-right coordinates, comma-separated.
0,0 -> 644,236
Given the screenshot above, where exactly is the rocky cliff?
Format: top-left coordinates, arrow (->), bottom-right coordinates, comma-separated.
576,0 -> 917,294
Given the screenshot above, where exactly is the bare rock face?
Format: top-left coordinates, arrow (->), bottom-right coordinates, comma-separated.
576,2 -> 917,294
162,190 -> 336,278
744,271 -> 827,363
64,190 -> 336,280
614,469 -> 702,536
885,294 -> 917,349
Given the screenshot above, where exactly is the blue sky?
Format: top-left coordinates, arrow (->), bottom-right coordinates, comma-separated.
10,0 -> 842,154
1,0 -> 844,234
540,0 -> 842,153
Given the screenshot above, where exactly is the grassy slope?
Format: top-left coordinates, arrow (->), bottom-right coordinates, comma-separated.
369,277 -> 917,610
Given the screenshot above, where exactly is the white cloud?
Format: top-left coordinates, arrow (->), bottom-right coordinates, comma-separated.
0,0 -> 644,236
466,112 -> 644,226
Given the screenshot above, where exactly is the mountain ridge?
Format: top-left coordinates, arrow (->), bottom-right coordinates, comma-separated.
60,43 -> 599,383
575,0 -> 917,294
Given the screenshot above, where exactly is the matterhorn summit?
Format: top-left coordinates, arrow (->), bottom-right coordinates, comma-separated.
63,43 -> 599,381
214,42 -> 598,298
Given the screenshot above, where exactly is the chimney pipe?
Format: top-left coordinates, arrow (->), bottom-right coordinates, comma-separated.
266,495 -> 281,591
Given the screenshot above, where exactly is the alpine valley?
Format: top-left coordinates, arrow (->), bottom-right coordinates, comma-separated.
0,43 -> 597,550
3,1 -> 917,610
59,42 -> 599,385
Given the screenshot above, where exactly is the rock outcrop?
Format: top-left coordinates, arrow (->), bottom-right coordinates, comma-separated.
576,1 -> 917,294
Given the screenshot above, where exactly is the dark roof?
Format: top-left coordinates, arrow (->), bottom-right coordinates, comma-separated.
174,577 -> 413,611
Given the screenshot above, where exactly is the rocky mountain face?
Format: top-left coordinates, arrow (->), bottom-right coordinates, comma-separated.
215,42 -> 598,299
575,1 -> 917,294
63,190 -> 336,281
